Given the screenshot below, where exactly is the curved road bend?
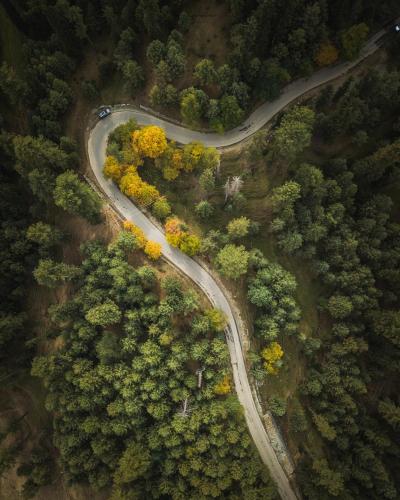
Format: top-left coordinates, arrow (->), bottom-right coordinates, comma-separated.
98,24 -> 387,149
88,24 -> 394,500
88,121 -> 298,500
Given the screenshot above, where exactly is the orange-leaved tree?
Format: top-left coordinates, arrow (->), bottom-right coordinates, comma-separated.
165,217 -> 200,256
144,240 -> 162,260
315,42 -> 339,67
123,221 -> 147,248
165,217 -> 185,247
132,125 -> 167,158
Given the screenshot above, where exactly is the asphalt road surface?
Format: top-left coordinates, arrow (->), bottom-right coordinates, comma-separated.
87,24 -> 392,500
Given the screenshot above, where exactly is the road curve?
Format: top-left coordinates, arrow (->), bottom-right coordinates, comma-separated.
88,117 -> 298,500
87,25 -> 392,500
101,25 -> 386,149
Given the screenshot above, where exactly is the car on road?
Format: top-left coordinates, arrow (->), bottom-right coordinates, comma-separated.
98,107 -> 111,119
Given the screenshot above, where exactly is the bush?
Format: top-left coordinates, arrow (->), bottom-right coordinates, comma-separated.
268,395 -> 287,416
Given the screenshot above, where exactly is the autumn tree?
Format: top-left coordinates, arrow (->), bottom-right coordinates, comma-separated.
214,375 -> 231,395
103,155 -> 123,182
206,308 -> 227,332
315,42 -> 339,66
262,342 -> 284,374
132,126 -> 167,158
123,221 -> 147,249
119,168 -> 160,207
144,240 -> 162,260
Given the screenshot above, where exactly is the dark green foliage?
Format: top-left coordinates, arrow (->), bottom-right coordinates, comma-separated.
17,444 -> 53,499
268,396 -> 287,417
0,142 -> 36,378
53,170 -> 102,224
248,258 -> 300,342
31,239 -> 277,499
271,70 -> 400,498
33,258 -> 81,288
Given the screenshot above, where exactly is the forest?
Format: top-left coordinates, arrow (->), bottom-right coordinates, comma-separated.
0,0 -> 399,499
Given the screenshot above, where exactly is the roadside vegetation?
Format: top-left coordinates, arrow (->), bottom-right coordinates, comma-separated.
0,0 -> 399,499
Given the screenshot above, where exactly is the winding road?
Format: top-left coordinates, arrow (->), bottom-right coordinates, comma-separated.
87,24 -> 392,500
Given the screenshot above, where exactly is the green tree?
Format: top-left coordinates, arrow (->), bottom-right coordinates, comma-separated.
219,95 -> 244,130
114,442 -> 151,485
27,222 -> 63,250
215,244 -> 249,280
327,295 -> 353,319
53,170 -> 102,224
150,84 -> 178,107
205,308 -> 227,332
180,88 -> 207,126
312,459 -> 344,497
199,168 -> 215,192
227,217 -> 250,240
33,259 -> 81,288
194,59 -> 217,86
341,23 -> 369,60
378,399 -> 400,430
268,396 -> 287,416
86,301 -> 122,326
270,106 -> 315,163
152,197 -> 171,219
147,40 -> 166,66
121,60 -> 144,95
312,412 -> 337,441
195,200 -> 214,219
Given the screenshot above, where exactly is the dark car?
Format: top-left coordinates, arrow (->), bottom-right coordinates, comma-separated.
98,107 -> 111,119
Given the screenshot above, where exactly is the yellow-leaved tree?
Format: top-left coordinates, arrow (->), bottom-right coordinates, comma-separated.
182,142 -> 205,172
262,342 -> 284,375
214,375 -> 231,395
165,217 -> 184,247
164,217 -> 200,256
103,155 -> 123,182
119,168 -> 160,207
132,125 -> 167,158
144,240 -> 162,260
123,221 -> 147,248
